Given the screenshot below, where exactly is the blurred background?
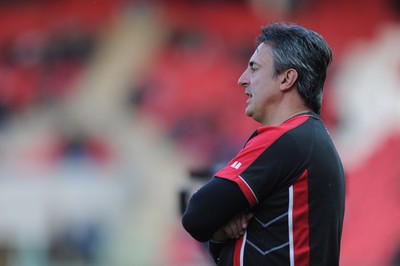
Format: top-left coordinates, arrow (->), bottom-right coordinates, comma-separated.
0,0 -> 399,265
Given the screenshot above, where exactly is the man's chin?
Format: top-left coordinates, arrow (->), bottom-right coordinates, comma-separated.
245,109 -> 253,118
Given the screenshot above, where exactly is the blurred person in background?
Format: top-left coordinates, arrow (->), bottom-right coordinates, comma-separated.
182,22 -> 345,265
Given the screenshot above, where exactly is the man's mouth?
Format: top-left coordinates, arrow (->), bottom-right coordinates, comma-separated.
246,93 -> 252,104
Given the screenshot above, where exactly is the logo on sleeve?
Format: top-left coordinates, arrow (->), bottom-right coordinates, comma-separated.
230,161 -> 242,170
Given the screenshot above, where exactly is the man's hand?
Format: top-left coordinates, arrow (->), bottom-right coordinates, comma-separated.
212,211 -> 254,241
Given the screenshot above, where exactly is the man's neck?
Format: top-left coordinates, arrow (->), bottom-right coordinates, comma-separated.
261,108 -> 312,126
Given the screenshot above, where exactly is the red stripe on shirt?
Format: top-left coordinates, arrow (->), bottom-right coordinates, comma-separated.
233,234 -> 245,266
292,169 -> 310,265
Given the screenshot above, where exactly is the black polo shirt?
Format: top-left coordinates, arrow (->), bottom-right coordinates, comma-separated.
183,113 -> 345,266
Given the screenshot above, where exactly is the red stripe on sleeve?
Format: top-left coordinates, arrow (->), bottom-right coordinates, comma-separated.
292,170 -> 310,265
216,175 -> 258,207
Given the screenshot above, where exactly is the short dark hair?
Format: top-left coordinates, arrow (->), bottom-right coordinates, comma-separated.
256,22 -> 333,114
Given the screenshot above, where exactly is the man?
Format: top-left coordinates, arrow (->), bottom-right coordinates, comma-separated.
182,22 -> 345,266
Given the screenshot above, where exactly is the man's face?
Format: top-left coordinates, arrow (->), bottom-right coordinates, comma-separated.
237,43 -> 282,125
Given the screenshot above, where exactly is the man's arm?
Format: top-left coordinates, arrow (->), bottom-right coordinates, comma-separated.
181,177 -> 250,242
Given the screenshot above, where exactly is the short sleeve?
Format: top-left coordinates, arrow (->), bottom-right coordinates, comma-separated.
214,116 -> 309,207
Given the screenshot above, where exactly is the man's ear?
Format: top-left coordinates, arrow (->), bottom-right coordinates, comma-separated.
280,69 -> 298,92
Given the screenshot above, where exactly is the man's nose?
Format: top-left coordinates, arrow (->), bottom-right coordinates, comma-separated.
238,71 -> 249,87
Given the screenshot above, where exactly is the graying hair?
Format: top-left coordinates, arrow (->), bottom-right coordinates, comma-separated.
256,22 -> 333,114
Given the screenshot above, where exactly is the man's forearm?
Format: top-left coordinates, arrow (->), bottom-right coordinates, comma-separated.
181,177 -> 249,242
